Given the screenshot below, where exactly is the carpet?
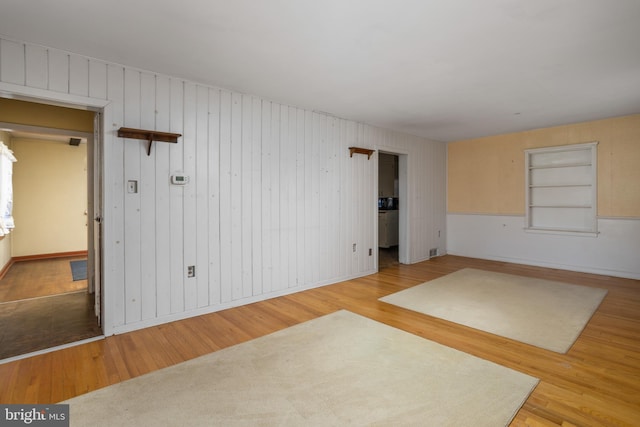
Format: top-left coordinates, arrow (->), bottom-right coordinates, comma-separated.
70,260 -> 87,281
380,268 -> 608,353
63,310 -> 538,426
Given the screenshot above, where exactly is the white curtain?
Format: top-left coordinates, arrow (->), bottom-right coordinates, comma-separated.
0,142 -> 17,236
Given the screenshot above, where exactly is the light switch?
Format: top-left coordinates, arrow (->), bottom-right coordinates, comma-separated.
127,180 -> 138,193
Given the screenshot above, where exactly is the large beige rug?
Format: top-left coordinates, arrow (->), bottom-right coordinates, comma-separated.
64,310 -> 538,426
380,268 -> 608,353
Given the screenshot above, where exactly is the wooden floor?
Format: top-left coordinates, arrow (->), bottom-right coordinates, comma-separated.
0,257 -> 88,302
0,255 -> 638,426
0,257 -> 101,359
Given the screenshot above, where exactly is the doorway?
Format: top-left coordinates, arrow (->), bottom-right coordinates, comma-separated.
377,151 -> 408,270
0,98 -> 103,361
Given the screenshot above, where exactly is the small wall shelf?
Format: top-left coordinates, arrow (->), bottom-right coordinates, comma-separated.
349,147 -> 375,159
117,127 -> 182,156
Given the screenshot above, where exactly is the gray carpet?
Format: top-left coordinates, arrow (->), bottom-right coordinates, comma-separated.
380,268 -> 608,353
64,310 -> 538,426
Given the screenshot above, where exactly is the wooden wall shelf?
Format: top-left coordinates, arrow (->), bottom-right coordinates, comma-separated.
349,147 -> 375,159
117,127 -> 182,156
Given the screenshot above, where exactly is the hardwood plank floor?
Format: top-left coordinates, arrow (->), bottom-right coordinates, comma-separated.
0,255 -> 638,426
0,257 -> 100,359
0,257 -> 88,302
0,292 -> 102,359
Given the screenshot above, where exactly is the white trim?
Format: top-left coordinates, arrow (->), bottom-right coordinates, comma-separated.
0,335 -> 104,365
525,141 -> 599,154
108,269 -> 376,335
0,85 -> 107,335
377,146 -> 410,264
446,213 -> 640,280
0,121 -> 92,139
523,228 -> 599,238
525,141 -> 598,234
0,81 -> 109,110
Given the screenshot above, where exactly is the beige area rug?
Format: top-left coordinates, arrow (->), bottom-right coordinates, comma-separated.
380,268 -> 608,353
64,310 -> 538,426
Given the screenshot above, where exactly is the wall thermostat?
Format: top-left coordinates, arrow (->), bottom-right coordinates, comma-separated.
171,174 -> 190,185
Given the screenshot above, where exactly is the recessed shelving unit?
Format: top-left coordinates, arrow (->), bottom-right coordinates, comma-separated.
525,142 -> 598,235
117,127 -> 182,156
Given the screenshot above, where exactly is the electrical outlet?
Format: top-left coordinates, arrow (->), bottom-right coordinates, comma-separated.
353,243 -> 357,252
187,265 -> 196,278
369,248 -> 372,256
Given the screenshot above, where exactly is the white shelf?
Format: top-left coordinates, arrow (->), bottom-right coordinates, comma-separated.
529,162 -> 591,169
529,184 -> 591,188
529,205 -> 592,208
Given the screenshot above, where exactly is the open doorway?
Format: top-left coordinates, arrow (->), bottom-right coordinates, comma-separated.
378,153 -> 399,268
0,98 -> 102,360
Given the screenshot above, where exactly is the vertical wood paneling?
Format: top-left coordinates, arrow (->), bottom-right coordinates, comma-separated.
88,60 -> 108,100
195,85 -> 210,308
310,113 -> 320,284
48,50 -> 69,93
155,75 -> 172,317
139,72 -> 156,320
260,101 -> 273,294
328,117 -> 340,278
182,82 -> 198,311
0,37 -> 448,336
169,78 -> 185,313
287,106 -> 297,287
25,45 -> 47,89
251,97 -> 263,296
230,93 -> 242,300
278,105 -> 290,289
219,90 -> 232,303
240,95 -> 253,298
339,120 -> 349,277
295,108 -> 305,286
0,39 -> 25,85
106,64 -> 126,328
69,56 -> 89,96
269,103 -> 281,291
316,113 -> 328,281
304,110 -> 314,286
123,68 -> 142,324
208,88 -> 222,305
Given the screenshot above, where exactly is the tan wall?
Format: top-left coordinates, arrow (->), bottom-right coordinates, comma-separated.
0,130 -> 12,269
0,98 -> 94,132
447,114 -> 640,218
11,137 -> 87,256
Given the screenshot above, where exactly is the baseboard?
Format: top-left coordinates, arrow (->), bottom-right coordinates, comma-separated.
11,250 -> 88,263
446,250 -> 640,280
0,259 -> 13,281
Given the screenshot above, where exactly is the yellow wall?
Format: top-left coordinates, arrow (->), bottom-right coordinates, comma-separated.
0,98 -> 94,132
447,114 -> 640,218
12,137 -> 87,256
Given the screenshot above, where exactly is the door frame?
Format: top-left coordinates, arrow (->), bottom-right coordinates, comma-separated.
376,147 -> 410,266
0,82 -> 109,326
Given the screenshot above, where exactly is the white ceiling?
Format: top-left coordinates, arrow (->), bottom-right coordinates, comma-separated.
1,0 -> 639,142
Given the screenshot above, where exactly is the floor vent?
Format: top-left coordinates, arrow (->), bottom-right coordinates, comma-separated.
429,248 -> 438,257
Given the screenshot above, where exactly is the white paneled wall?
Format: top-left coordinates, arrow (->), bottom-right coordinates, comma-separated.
0,37 -> 447,334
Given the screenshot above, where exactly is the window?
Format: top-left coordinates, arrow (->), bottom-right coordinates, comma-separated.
525,142 -> 598,235
0,142 -> 17,236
